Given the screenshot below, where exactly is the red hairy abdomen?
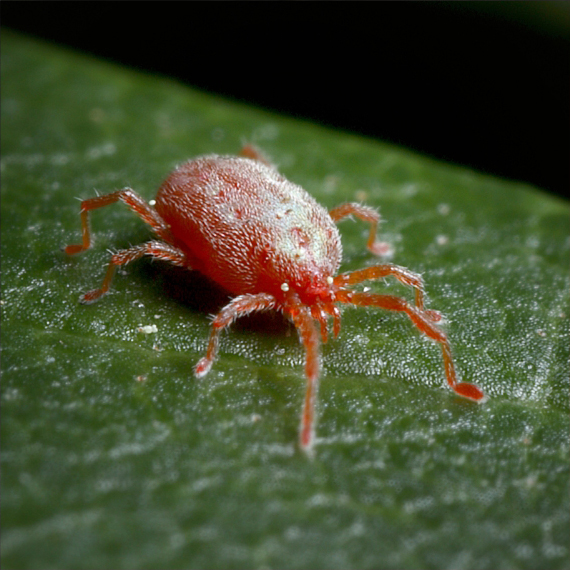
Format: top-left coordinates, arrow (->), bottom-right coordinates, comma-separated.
154,155 -> 342,300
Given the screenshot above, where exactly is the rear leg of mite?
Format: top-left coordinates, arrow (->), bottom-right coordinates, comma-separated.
80,241 -> 188,304
64,188 -> 173,256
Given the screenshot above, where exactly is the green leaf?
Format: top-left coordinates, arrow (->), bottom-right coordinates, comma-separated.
2,30 -> 569,570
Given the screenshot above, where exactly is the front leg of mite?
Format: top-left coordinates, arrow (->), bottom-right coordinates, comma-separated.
328,202 -> 386,256
286,302 -> 321,456
194,293 -> 276,378
336,289 -> 485,402
334,264 -> 442,322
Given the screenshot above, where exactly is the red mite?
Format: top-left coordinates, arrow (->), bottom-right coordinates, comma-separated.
65,146 -> 485,453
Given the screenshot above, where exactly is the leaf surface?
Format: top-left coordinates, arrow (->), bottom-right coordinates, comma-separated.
2,31 -> 569,570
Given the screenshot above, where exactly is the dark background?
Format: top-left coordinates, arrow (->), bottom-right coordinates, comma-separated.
3,2 -> 569,199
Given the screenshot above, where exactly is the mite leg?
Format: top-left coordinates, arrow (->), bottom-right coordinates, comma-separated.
329,202 -> 386,256
80,241 -> 188,304
334,263 -> 441,321
196,294 -> 320,455
239,144 -> 274,167
64,188 -> 173,255
287,305 -> 321,455
194,293 -> 276,378
337,290 -> 485,402
310,302 -> 342,342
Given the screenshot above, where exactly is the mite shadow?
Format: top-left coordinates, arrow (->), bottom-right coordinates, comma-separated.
136,258 -> 293,337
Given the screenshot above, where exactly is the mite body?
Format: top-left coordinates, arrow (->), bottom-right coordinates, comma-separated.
65,146 -> 485,453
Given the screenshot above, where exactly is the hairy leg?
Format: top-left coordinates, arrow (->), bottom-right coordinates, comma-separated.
286,303 -> 321,455
335,263 -> 441,321
79,241 -> 189,304
64,188 -> 173,255
336,290 -> 485,401
310,301 -> 342,343
194,293 -> 277,378
329,202 -> 387,256
239,144 -> 274,167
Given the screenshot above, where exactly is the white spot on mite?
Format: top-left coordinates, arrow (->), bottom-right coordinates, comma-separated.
327,276 -> 334,285
281,282 -> 290,292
